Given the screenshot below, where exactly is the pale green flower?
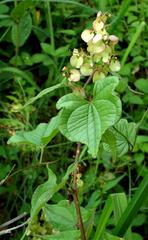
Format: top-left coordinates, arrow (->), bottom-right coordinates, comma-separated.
93,19 -> 104,33
93,71 -> 105,81
87,40 -> 105,54
92,33 -> 102,43
80,63 -> 93,76
101,46 -> 111,63
68,69 -> 81,82
109,59 -> 121,72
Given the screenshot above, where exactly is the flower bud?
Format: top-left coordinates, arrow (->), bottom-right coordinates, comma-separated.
81,29 -> 94,43
68,69 -> 81,82
109,35 -> 119,44
97,11 -> 102,18
70,55 -> 83,68
109,59 -> 121,72
80,63 -> 93,76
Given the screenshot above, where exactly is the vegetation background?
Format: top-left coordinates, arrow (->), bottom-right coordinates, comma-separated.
0,0 -> 147,239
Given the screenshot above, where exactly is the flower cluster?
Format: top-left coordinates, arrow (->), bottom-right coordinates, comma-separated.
63,11 -> 121,83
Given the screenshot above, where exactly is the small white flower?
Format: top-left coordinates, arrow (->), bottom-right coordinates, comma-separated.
93,20 -> 104,33
70,55 -> 83,68
109,59 -> 121,72
92,33 -> 102,43
81,29 -> 94,43
109,35 -> 119,44
97,11 -> 102,17
68,69 -> 81,82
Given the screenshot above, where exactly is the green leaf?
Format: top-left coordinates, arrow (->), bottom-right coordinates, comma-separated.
103,231 -> 124,240
11,12 -> 32,47
36,230 -> 80,240
103,119 -> 136,157
11,0 -> 36,20
57,76 -> 121,156
102,130 -> 117,161
134,78 -> 148,93
42,116 -> 60,145
111,193 -> 132,239
113,171 -> 148,237
94,198 -> 112,240
55,45 -> 70,57
30,167 -> 57,221
29,164 -> 76,223
23,81 -> 65,108
41,43 -> 55,56
0,66 -> 39,89
109,0 -> 132,34
103,174 -> 126,192
8,116 -> 60,147
7,123 -> 47,146
43,200 -> 90,231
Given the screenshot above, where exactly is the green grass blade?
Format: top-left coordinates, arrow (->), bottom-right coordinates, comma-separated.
109,0 -> 131,33
48,0 -> 97,13
0,66 -> 39,90
94,198 -> 112,240
23,80 -> 66,108
113,171 -> 148,237
111,193 -> 132,240
121,21 -> 146,66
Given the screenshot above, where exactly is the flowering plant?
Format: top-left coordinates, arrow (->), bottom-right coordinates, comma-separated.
8,11 -> 138,240
63,11 -> 120,83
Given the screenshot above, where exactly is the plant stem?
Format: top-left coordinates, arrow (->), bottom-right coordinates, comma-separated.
73,143 -> 86,240
45,1 -> 55,50
83,74 -> 93,89
39,146 -> 44,164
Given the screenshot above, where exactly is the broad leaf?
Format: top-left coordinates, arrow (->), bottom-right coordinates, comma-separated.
11,0 -> 36,20
43,200 -> 90,231
30,167 -> 57,221
37,230 -> 80,240
7,116 -> 59,147
134,78 -> 148,93
103,231 -> 124,240
11,12 -> 32,47
103,119 -> 136,156
29,164 -> 76,223
57,76 -> 121,156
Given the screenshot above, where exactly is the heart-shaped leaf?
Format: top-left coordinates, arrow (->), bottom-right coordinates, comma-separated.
57,76 -> 121,156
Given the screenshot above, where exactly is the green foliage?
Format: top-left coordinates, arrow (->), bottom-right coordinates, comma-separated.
11,12 -> 32,47
8,116 -> 60,147
57,76 -> 121,156
103,118 -> 136,157
0,1 -> 147,239
30,167 -> 57,222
